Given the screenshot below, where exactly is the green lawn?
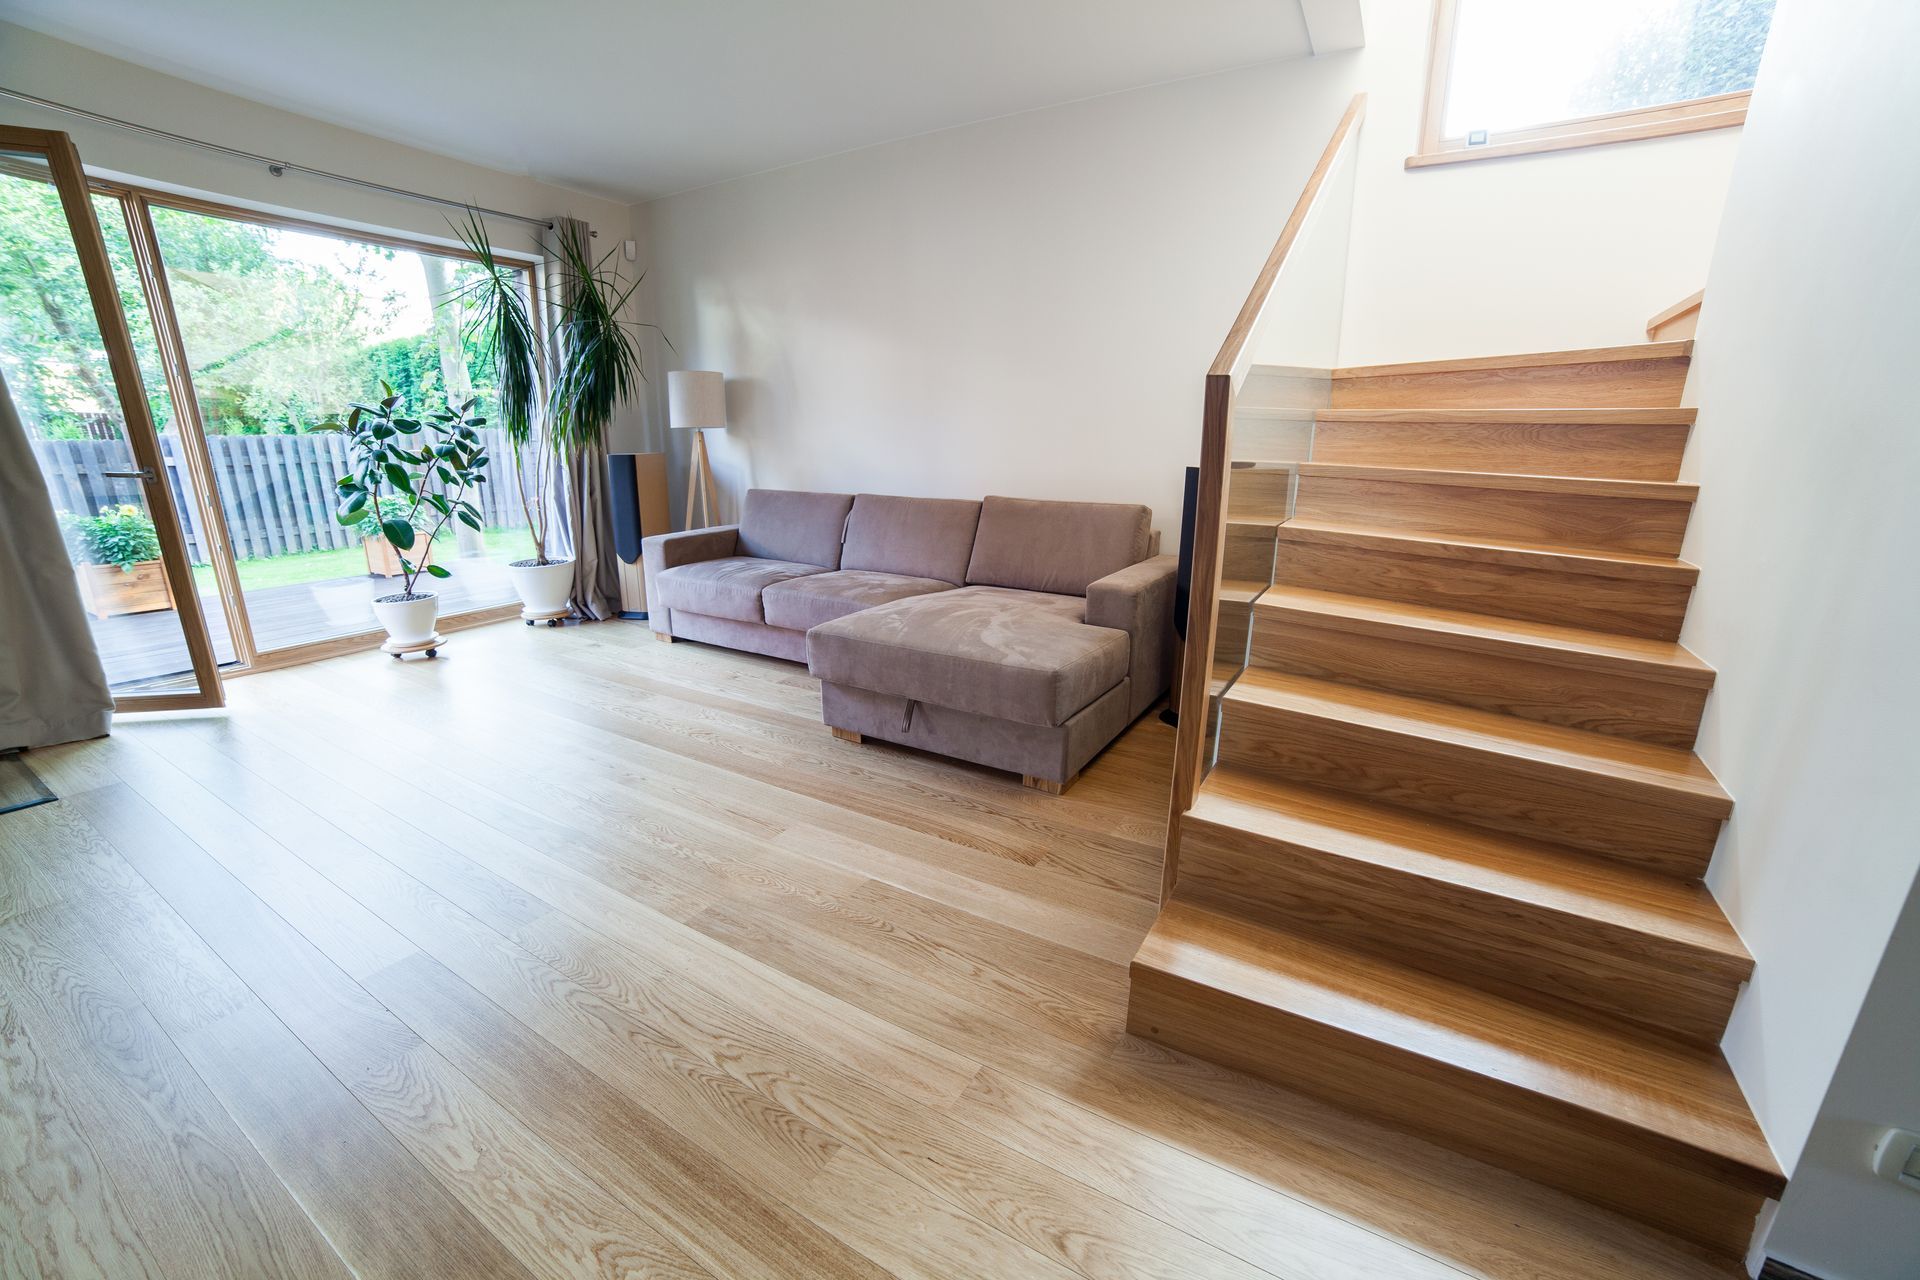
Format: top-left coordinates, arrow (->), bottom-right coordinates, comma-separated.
191,527 -> 536,593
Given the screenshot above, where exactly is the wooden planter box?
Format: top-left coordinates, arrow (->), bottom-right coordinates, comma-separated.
76,560 -> 175,620
363,536 -> 434,578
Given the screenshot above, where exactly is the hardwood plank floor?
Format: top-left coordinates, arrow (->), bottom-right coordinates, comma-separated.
8,620 -> 1742,1278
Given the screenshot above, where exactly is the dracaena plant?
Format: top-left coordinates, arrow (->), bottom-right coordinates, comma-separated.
319,386 -> 490,597
451,209 -> 553,563
547,218 -> 655,459
450,212 -> 672,567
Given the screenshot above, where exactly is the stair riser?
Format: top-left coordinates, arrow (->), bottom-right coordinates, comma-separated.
1222,525 -> 1276,584
1227,468 -> 1294,521
1216,700 -> 1726,876
1249,613 -> 1709,748
1311,420 -> 1688,481
1127,968 -> 1767,1257
1271,539 -> 1693,641
1294,475 -> 1693,557
1330,356 -> 1690,410
1174,816 -> 1743,1045
1233,414 -> 1315,462
1214,600 -> 1254,674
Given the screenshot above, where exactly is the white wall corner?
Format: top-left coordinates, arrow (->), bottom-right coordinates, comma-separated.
1299,0 -> 1366,55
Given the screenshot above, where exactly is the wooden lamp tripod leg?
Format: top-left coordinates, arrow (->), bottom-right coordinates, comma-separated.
685,428 -> 719,528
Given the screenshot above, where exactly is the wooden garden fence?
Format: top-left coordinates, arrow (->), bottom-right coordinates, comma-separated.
32,429 -> 528,563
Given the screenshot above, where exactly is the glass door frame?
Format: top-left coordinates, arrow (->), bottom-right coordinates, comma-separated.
0,125 -> 224,710
86,179 -> 545,675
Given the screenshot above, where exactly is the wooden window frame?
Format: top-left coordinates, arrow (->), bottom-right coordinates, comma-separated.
1408,0 -> 1751,170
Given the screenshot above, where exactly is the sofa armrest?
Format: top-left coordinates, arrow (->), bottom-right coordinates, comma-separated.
1085,554 -> 1177,718
642,525 -> 739,632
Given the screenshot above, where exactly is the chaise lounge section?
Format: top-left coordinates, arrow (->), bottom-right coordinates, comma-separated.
643,488 -> 1174,792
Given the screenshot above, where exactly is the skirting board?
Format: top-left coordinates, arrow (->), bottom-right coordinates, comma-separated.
1760,1261 -> 1827,1280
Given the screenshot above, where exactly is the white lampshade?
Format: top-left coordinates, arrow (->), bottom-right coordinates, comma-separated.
668,370 -> 727,431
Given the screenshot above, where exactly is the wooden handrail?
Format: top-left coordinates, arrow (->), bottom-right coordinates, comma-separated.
1210,94 -> 1367,378
1647,288 -> 1704,340
1161,92 -> 1366,901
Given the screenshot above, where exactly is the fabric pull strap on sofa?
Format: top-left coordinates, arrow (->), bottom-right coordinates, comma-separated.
643,489 -> 1175,792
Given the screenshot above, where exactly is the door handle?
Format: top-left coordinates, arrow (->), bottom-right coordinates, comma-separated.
101,467 -> 157,481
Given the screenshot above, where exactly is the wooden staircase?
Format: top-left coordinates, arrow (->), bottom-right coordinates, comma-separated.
1131,341 -> 1784,1258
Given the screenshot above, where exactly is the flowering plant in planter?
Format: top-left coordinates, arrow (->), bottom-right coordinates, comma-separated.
317,386 -> 489,650
354,496 -> 435,578
58,504 -> 175,620
59,503 -> 161,571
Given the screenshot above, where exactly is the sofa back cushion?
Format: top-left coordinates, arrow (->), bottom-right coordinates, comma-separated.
738,488 -> 855,569
840,494 -> 982,585
964,496 -> 1152,596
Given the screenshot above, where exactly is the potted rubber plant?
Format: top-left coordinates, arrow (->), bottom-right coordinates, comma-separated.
319,386 -> 489,655
59,504 -> 175,620
454,212 -> 657,624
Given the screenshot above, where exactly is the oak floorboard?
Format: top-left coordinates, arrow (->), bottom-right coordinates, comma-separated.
117,732 -> 1281,1280
56,777 -> 717,1280
2,620 -> 1743,1279
25,793 -> 542,1280
0,902 -> 353,1280
0,997 -> 163,1280
145,713 -> 981,1112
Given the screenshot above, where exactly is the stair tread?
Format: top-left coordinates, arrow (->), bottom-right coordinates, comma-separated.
1219,579 -> 1269,605
1135,901 -> 1781,1188
1275,518 -> 1700,582
1193,767 -> 1747,967
1315,407 -> 1697,424
1251,585 -> 1713,684
1296,462 -> 1698,502
1224,669 -> 1730,810
1330,341 -> 1693,379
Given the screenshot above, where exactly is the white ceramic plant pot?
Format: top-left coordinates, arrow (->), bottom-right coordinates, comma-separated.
509,558 -> 574,622
372,591 -> 439,647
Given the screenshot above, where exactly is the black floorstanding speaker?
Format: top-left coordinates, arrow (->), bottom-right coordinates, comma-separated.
606,452 -> 670,620
1160,465 -> 1200,727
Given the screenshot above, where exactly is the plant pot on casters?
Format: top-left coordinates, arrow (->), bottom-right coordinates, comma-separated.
320,385 -> 491,662
509,557 -> 573,626
371,590 -> 439,654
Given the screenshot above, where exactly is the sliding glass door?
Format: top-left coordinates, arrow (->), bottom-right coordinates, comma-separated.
137,199 -> 533,660
0,127 -> 221,707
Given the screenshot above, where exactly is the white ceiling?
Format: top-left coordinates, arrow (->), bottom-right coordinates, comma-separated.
0,0 -> 1356,203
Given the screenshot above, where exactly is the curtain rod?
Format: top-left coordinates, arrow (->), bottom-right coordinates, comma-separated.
0,85 -> 557,232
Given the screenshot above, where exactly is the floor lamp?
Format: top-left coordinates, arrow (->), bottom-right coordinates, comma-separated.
669,370 -> 725,528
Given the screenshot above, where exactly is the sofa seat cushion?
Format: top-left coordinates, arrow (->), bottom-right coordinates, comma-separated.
653,556 -> 828,624
762,569 -> 955,632
806,586 -> 1127,728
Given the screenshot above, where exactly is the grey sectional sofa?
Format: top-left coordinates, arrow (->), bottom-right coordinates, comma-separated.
642,489 -> 1175,792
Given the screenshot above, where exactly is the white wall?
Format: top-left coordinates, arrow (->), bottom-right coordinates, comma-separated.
640,51 -> 1367,537
1766,868 -> 1920,1280
1334,0 -> 1744,364
1676,0 -> 1920,1198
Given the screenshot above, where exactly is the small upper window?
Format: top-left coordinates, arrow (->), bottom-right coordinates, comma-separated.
1411,0 -> 1776,168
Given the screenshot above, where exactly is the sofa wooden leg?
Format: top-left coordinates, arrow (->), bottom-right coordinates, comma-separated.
1022,773 -> 1075,796
653,632 -> 675,644
831,727 -> 863,744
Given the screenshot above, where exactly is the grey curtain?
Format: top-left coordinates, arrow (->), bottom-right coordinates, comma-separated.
0,368 -> 112,749
543,217 -> 623,621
